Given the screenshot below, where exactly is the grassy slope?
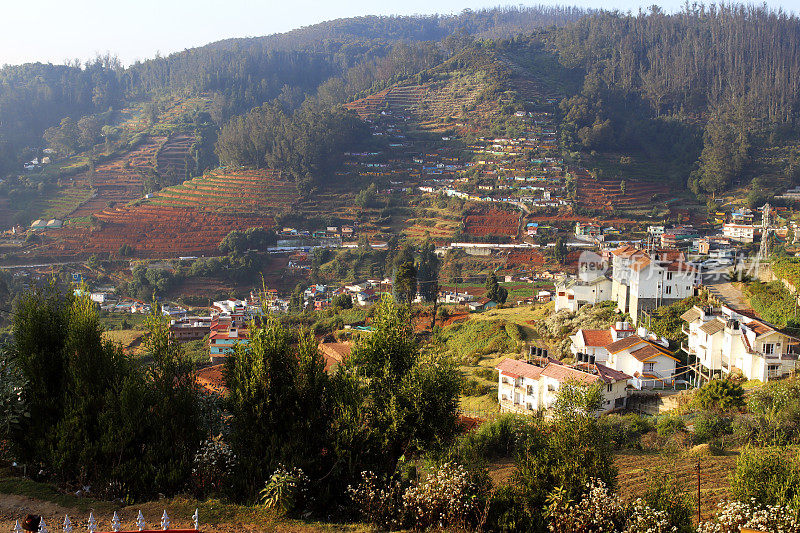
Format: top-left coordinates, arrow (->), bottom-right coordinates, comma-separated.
0,473 -> 365,533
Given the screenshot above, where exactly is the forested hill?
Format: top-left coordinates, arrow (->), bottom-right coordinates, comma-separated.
205,6 -> 592,54
6,4 -> 800,198
0,5 -> 588,174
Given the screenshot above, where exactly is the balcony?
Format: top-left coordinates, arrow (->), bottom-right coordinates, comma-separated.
680,342 -> 694,355
681,325 -> 690,336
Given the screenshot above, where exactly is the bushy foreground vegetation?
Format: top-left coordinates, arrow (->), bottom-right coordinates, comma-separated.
3,285 -> 800,530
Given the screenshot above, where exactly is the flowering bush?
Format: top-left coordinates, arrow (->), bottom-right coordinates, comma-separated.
347,470 -> 406,530
698,499 -> 800,533
191,435 -> 237,497
349,463 -> 488,530
402,462 -> 486,530
545,479 -> 677,533
260,465 -> 309,515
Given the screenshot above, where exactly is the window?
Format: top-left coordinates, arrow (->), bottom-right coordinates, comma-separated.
665,285 -> 672,295
527,385 -> 534,395
643,362 -> 655,373
607,384 -> 613,392
666,271 -> 673,281
763,343 -> 775,355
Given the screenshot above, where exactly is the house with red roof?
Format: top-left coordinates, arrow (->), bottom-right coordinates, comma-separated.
603,334 -> 680,390
495,357 -> 630,415
569,321 -> 635,364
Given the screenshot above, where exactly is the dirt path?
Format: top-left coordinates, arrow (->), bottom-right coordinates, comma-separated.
0,493 -> 75,523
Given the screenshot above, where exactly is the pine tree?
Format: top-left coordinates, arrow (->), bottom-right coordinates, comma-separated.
485,272 -> 508,304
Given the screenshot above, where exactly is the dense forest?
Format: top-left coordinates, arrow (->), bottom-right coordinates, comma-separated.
5,4 -> 800,195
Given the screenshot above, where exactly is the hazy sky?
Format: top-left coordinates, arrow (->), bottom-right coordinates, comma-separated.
2,0 -> 798,66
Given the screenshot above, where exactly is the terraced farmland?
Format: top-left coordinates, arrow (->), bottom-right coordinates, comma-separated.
50,205 -> 275,258
506,249 -> 546,266
156,133 -> 194,180
70,136 -> 166,217
344,85 -> 428,119
576,176 -> 671,211
147,168 -> 297,214
463,208 -> 520,238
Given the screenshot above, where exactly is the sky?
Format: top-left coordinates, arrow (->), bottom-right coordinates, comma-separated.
1,0 -> 799,66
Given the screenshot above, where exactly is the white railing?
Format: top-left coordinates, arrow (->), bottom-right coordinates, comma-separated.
13,511 -> 199,533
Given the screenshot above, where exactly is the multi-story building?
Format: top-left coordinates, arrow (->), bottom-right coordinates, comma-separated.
496,358 -> 630,414
569,322 -> 679,389
610,245 -> 698,324
681,305 -> 799,383
722,223 -> 760,243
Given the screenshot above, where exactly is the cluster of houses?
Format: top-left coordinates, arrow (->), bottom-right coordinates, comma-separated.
555,245 -> 699,324
681,304 -> 799,384
496,319 -> 682,414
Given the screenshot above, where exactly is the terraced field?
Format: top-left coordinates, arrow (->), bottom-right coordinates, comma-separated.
506,249 -> 546,266
344,85 -> 428,119
70,136 -> 165,217
50,205 -> 275,258
147,169 -> 297,214
463,208 -> 520,237
156,133 -> 194,180
576,176 -> 671,211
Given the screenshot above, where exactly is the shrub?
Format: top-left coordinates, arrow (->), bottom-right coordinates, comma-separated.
739,378 -> 800,445
452,414 -> 533,464
730,446 -> 800,509
693,410 -> 733,444
599,414 -> 653,449
260,465 -> 310,516
485,485 -> 533,533
192,436 -> 237,498
656,414 -> 687,437
695,379 -> 745,411
348,471 -> 406,529
642,475 -> 695,533
698,500 -> 800,532
544,479 -> 677,533
402,462 -> 489,530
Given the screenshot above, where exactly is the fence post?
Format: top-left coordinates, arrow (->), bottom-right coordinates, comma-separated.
136,511 -> 145,532
160,512 -> 169,531
111,513 -> 120,533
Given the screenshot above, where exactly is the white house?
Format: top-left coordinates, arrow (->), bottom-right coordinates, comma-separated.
569,321 -> 635,364
722,223 -> 760,243
603,334 -> 680,389
554,270 -> 613,313
496,357 -> 630,414
610,245 -> 698,324
681,305 -> 800,383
